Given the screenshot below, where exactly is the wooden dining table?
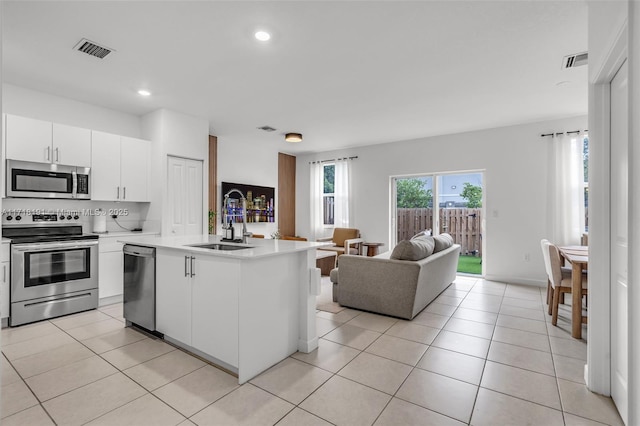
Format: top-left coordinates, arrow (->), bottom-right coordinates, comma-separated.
559,245 -> 588,339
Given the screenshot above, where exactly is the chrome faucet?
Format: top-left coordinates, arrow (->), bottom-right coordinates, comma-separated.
223,189 -> 252,243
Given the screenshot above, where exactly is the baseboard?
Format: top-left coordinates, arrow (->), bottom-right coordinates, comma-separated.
99,294 -> 123,307
298,336 -> 319,353
483,274 -> 546,288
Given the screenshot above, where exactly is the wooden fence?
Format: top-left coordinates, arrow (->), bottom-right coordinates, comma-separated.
397,208 -> 482,256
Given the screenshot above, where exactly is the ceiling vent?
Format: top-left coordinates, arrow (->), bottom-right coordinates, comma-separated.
562,52 -> 588,69
257,125 -> 277,132
73,38 -> 114,59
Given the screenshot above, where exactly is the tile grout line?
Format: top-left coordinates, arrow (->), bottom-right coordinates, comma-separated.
1,347 -> 57,425
465,279 -> 504,425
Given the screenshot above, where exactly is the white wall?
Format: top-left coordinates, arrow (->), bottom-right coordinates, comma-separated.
141,108 -> 209,236
296,116 -> 588,286
217,136 -> 280,238
2,84 -> 141,137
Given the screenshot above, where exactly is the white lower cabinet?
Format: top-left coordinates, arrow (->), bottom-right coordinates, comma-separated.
1,241 -> 10,320
99,250 -> 124,299
98,233 -> 158,300
156,249 -> 240,367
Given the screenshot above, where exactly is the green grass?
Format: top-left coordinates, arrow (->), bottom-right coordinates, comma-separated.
457,255 -> 482,275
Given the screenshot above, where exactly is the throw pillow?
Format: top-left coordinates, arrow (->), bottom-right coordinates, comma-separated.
433,233 -> 454,253
390,236 -> 435,261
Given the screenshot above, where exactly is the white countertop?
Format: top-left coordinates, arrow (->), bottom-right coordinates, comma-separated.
118,234 -> 330,259
95,231 -> 159,238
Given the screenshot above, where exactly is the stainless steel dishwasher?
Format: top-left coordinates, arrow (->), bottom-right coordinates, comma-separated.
123,245 -> 156,332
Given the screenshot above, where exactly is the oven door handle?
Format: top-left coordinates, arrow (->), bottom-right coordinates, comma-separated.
12,240 -> 99,252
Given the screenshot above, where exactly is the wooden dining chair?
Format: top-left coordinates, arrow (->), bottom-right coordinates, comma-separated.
544,242 -> 588,325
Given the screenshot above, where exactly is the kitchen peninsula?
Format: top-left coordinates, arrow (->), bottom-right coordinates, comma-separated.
119,234 -> 329,383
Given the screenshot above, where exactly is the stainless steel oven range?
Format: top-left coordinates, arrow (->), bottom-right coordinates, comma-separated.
3,213 -> 99,326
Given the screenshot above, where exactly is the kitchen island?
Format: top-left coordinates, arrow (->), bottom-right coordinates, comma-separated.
118,234 -> 329,383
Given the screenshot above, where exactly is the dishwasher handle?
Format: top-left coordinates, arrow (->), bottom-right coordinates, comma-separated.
123,245 -> 156,257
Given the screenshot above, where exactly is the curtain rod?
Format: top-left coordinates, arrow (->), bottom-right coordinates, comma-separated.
309,155 -> 358,164
540,130 -> 588,137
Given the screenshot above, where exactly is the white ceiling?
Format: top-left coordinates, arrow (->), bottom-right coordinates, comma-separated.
2,1 -> 588,155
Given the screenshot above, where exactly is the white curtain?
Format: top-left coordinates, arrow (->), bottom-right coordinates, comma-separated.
334,158 -> 351,228
549,134 -> 585,246
310,162 -> 324,240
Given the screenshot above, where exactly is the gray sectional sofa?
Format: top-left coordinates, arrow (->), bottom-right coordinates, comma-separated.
330,235 -> 461,320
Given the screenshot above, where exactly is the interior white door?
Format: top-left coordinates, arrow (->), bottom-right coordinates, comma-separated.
167,156 -> 186,235
610,58 -> 628,425
167,156 -> 203,236
184,159 -> 203,235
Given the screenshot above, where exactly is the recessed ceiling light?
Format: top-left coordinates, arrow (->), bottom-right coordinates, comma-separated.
137,89 -> 151,96
255,31 -> 271,42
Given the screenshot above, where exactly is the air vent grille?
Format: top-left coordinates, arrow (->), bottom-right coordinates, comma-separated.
563,52 -> 588,69
257,125 -> 277,132
74,38 -> 114,59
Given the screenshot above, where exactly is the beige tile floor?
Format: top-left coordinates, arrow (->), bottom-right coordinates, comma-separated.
0,276 -> 624,426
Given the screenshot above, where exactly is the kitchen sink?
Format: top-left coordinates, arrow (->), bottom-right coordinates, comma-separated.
187,243 -> 253,251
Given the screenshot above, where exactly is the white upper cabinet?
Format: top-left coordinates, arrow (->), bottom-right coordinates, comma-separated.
91,131 -> 122,201
6,115 -> 53,163
5,115 -> 91,166
91,131 -> 150,202
52,123 -> 91,167
120,137 -> 150,202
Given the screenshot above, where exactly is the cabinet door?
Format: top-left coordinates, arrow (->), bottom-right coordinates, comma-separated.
53,123 -> 91,167
0,261 -> 9,320
192,256 -> 239,367
120,137 -> 150,202
6,114 -> 53,163
98,250 -> 124,299
156,251 -> 192,345
91,131 -> 121,201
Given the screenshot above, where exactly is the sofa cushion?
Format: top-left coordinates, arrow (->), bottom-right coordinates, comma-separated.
390,236 -> 435,261
433,233 -> 454,253
330,268 -> 339,283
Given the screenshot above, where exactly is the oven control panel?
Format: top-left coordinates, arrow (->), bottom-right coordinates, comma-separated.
2,209 -> 82,224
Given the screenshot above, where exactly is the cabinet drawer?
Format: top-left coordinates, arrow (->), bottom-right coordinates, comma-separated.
99,239 -> 124,253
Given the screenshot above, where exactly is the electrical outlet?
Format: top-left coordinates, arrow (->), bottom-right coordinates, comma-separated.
524,253 -> 530,262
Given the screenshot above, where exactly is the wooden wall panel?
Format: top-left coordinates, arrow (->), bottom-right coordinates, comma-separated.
278,152 -> 296,237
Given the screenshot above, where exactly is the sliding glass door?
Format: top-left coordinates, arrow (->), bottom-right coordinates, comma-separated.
392,171 -> 484,275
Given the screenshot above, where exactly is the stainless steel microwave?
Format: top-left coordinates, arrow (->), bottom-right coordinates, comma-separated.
6,160 -> 91,199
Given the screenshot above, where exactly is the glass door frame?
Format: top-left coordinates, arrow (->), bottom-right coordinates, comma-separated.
390,169 -> 486,276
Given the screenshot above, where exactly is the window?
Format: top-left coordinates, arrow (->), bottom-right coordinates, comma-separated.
323,164 -> 335,225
